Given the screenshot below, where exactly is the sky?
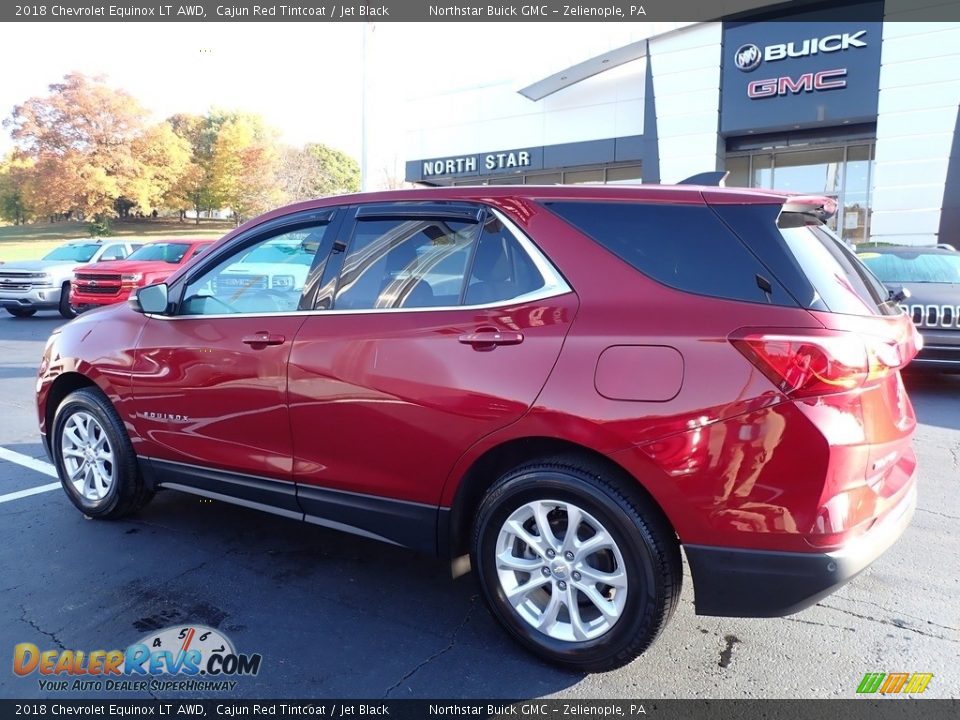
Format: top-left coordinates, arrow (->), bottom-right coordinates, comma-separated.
0,22 -> 647,186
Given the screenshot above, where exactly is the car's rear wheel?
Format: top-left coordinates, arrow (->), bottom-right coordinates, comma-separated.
472,456 -> 681,672
5,307 -> 37,318
51,387 -> 153,519
59,283 -> 76,319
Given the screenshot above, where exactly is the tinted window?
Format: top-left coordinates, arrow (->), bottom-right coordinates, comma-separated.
180,225 -> 330,316
335,218 -> 480,310
778,215 -> 896,316
544,201 -> 792,305
465,216 -> 545,305
43,244 -> 100,263
100,245 -> 128,260
127,242 -> 192,263
859,251 -> 960,284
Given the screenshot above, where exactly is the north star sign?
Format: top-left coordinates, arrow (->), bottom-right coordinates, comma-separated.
422,150 -> 532,178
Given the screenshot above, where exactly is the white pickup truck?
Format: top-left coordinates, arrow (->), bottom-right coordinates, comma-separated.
0,239 -> 140,318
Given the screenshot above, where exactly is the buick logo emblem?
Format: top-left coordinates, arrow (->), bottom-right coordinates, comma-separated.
734,43 -> 762,72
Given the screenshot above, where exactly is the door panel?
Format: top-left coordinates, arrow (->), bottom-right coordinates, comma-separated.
130,315 -> 307,480
288,295 -> 578,506
129,216 -> 340,484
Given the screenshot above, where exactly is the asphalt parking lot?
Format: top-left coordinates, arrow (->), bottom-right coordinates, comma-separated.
0,311 -> 957,700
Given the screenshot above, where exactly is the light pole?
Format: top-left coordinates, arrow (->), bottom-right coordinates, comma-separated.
360,22 -> 372,192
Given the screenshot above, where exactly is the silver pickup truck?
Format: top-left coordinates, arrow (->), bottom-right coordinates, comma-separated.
0,239 -> 140,318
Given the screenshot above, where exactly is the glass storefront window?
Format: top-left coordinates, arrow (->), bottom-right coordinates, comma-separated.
565,169 -> 605,184
606,165 -> 642,183
843,144 -> 872,245
726,141 -> 875,244
525,173 -> 562,185
772,148 -> 843,195
752,153 -> 773,189
725,157 -> 750,187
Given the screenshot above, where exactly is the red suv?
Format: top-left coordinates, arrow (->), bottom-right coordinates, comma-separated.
37,185 -> 920,671
70,239 -> 214,312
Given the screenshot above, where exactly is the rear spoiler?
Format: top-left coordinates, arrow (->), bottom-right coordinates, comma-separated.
677,171 -> 728,186
781,195 -> 838,222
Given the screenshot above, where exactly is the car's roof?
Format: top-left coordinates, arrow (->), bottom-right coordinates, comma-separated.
857,246 -> 958,257
303,183 -> 801,205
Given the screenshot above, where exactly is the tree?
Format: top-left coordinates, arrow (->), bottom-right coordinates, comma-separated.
4,72 -> 188,221
279,143 -> 360,202
129,122 -> 192,214
167,112 -> 219,223
0,154 -> 34,225
210,114 -> 283,225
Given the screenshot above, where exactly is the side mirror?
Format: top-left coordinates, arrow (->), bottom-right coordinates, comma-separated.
130,283 -> 169,314
890,286 -> 911,304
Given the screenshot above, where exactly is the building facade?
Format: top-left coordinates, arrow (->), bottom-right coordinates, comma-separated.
404,2 -> 960,246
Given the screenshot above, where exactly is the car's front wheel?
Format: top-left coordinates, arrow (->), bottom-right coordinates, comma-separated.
472,456 -> 681,672
51,387 -> 153,518
59,283 -> 76,319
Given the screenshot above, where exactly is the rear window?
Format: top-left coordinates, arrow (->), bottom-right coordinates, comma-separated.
858,251 -> 960,284
777,214 -> 898,316
542,201 -> 794,306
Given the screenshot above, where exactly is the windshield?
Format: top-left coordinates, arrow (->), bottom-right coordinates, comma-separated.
239,241 -> 315,266
858,251 -> 960,284
43,244 -> 100,263
127,242 -> 192,264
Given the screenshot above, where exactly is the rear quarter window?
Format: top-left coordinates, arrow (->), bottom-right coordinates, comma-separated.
542,201 -> 795,306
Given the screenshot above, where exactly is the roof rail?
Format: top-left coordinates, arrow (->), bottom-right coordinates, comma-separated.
677,171 -> 728,186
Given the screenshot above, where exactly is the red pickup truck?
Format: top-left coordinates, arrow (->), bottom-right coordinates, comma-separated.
70,239 -> 214,312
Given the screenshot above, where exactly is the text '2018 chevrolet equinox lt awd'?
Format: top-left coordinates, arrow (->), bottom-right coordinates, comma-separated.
37,185 -> 920,671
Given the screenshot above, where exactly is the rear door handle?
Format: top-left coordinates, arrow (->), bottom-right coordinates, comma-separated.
458,329 -> 524,349
242,332 -> 286,347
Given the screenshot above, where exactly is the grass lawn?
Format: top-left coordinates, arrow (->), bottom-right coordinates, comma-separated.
0,220 -> 234,262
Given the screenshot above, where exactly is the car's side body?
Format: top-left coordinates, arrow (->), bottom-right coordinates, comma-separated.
37,185 -> 920,667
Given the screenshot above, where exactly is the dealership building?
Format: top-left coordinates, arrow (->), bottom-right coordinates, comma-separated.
404,2 -> 960,247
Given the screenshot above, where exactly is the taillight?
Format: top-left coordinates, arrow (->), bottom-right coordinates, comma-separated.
731,330 -> 909,398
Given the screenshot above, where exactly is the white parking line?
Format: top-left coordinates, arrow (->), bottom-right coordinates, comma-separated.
0,482 -> 62,504
0,446 -> 61,504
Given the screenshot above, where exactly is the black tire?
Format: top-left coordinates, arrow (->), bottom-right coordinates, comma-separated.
472,455 -> 681,672
51,387 -> 153,519
59,283 -> 76,319
5,307 -> 37,318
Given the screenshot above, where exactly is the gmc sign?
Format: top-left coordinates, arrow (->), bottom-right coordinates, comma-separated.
747,68 -> 848,99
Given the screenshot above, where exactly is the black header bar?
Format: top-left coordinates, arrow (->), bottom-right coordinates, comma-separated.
5,0 -> 960,23
0,699 -> 958,719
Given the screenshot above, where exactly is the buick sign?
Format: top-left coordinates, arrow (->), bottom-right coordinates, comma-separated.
734,30 -> 868,72
734,44 -> 762,72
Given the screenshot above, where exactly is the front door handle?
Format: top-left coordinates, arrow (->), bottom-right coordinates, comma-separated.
242,332 -> 286,347
458,329 -> 524,350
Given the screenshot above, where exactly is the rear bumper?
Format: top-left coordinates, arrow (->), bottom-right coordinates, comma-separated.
909,343 -> 960,372
685,482 -> 917,617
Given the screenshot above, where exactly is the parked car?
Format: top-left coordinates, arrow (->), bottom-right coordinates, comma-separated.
858,246 -> 960,372
0,240 -> 140,318
37,186 -> 920,671
70,239 -> 214,313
